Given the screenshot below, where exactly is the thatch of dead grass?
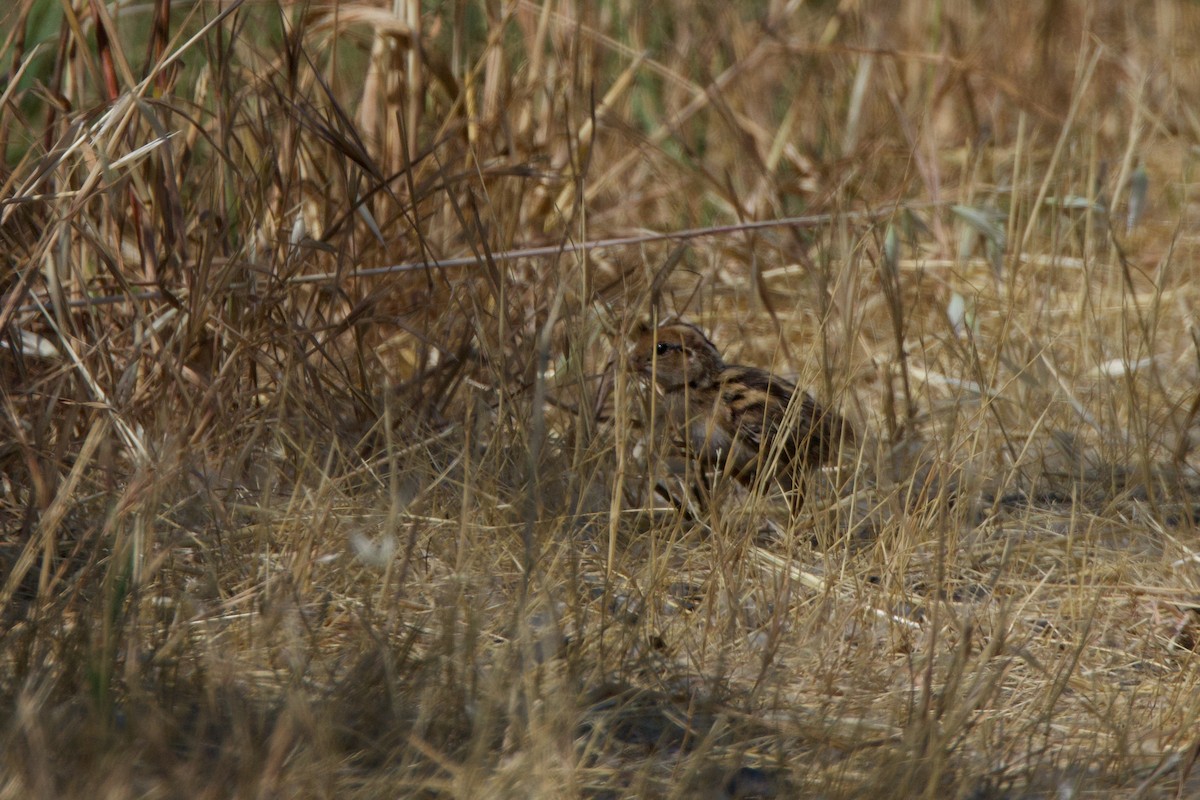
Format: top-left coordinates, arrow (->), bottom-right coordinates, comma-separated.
3,1 -> 1200,797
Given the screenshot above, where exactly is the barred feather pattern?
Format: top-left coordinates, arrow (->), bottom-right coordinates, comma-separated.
630,320 -> 851,509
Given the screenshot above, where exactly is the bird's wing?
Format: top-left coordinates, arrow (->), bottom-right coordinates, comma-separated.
720,367 -> 849,467
718,367 -> 793,455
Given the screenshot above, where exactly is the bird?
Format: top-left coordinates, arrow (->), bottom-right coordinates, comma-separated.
629,319 -> 852,513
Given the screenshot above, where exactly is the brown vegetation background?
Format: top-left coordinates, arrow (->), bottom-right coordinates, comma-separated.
3,0 -> 1200,797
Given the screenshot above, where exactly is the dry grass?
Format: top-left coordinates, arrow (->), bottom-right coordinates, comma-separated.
3,0 -> 1200,797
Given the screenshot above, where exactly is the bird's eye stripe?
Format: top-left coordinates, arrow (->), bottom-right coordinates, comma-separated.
655,342 -> 680,355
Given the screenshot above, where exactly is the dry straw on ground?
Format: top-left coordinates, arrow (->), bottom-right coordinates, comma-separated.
3,1 -> 1200,797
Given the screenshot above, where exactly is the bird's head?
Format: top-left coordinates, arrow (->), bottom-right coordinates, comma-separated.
630,320 -> 725,391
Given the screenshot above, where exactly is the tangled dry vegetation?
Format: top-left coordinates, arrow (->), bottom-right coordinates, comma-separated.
4,1 -> 1200,797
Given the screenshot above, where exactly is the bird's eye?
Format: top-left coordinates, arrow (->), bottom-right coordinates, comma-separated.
655,341 -> 679,356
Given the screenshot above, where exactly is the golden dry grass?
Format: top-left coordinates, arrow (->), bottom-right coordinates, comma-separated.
3,1 -> 1200,797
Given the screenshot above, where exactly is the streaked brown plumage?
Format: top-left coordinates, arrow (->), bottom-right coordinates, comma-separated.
630,320 -> 851,512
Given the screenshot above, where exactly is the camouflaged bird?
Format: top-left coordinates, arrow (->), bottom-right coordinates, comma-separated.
630,319 -> 852,512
